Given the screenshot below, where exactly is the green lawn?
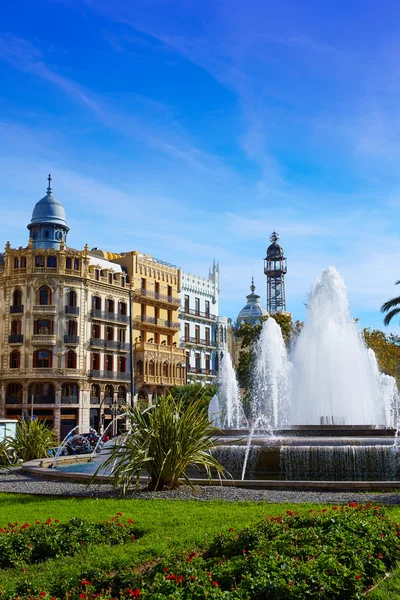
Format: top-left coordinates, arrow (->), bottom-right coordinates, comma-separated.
1,493 -> 400,598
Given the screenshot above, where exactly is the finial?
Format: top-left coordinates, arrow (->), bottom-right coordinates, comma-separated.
47,173 -> 52,194
270,231 -> 279,243
250,276 -> 255,293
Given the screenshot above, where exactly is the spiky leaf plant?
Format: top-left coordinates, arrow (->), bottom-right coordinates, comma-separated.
7,419 -> 57,462
93,394 -> 226,494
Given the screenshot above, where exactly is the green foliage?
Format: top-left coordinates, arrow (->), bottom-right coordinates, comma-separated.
381,281 -> 400,326
169,383 -> 217,410
0,514 -> 141,570
0,439 -> 16,466
363,328 -> 400,379
94,394 -> 225,493
6,419 -> 57,462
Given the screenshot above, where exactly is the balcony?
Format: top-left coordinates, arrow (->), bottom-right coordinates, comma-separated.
64,335 -> 80,345
133,287 -> 180,307
188,367 -> 217,376
33,267 -> 58,274
65,305 -> 79,315
88,370 -> 130,380
134,341 -> 185,357
90,309 -> 129,324
104,339 -> 131,351
8,334 -> 23,344
134,315 -> 180,331
135,375 -> 185,386
61,396 -> 79,404
181,336 -> 217,348
10,305 -> 24,314
180,307 -> 216,321
89,337 -> 105,349
5,396 -> 22,405
32,334 -> 57,345
33,305 -> 57,315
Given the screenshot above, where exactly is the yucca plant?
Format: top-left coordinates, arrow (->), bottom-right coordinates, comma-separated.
0,438 -> 15,466
94,394 -> 226,493
7,419 -> 57,462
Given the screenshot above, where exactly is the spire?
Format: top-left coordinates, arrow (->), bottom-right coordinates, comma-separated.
250,276 -> 255,293
47,173 -> 52,195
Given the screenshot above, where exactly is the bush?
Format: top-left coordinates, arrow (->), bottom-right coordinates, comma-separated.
7,419 -> 57,462
94,394 -> 225,493
0,513 -> 141,570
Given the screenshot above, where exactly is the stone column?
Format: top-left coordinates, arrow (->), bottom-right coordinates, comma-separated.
79,388 -> 90,432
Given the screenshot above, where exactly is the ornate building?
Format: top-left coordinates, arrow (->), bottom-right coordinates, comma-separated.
0,177 -> 185,438
179,262 -> 228,384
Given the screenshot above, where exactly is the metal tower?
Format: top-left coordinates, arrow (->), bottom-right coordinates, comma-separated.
264,231 -> 287,313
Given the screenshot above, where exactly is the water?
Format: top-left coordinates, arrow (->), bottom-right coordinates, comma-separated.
213,351 -> 247,428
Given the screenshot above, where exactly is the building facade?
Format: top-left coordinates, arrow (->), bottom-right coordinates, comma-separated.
179,262 -> 228,384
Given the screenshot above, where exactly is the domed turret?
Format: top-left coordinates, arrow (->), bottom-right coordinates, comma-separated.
264,231 -> 287,313
236,278 -> 268,327
27,175 -> 69,249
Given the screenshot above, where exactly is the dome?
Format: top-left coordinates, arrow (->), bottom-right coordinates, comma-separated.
266,231 -> 284,258
236,279 -> 268,326
30,191 -> 68,227
27,175 -> 69,250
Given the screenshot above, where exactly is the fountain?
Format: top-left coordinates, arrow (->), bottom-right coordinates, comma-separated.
209,351 -> 246,429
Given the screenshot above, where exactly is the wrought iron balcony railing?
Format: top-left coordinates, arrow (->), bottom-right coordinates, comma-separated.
65,305 -> 79,315
90,309 -> 129,324
180,307 -> 216,321
8,334 -> 23,344
61,396 -> 79,404
133,288 -> 180,305
188,367 -> 217,375
88,370 -> 131,380
181,336 -> 217,348
64,335 -> 80,345
10,305 -> 24,314
134,315 -> 180,329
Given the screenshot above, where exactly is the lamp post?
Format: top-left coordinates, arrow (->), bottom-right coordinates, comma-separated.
128,285 -> 135,408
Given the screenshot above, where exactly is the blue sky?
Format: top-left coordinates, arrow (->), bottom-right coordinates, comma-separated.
1,0 -> 400,330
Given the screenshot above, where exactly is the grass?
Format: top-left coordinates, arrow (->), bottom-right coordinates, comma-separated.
1,493 -> 400,598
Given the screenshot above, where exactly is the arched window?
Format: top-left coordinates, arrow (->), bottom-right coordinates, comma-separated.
66,257 -> 72,269
11,320 -> 21,335
29,382 -> 55,404
118,356 -> 126,373
74,258 -> 80,270
13,289 -> 22,306
33,349 -> 52,368
117,385 -> 127,400
106,299 -> 114,313
91,353 -> 100,370
136,360 -> 143,375
47,256 -> 57,268
66,350 -> 77,369
67,320 -> 77,336
92,323 -> 101,339
6,383 -> 22,404
163,362 -> 169,377
67,290 -> 77,306
9,349 -> 20,369
106,326 -> 114,341
35,255 -> 45,268
149,360 -> 155,376
91,383 -> 100,400
61,383 -> 79,401
13,257 -> 19,269
104,384 -> 114,402
118,302 -> 127,315
105,354 -> 113,372
92,296 -> 101,310
20,256 -> 26,268
38,286 -> 51,306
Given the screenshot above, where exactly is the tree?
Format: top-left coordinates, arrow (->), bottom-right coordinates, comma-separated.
381,281 -> 400,326
169,383 -> 217,410
362,328 -> 400,380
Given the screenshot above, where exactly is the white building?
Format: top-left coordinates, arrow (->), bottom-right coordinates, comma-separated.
179,261 -> 228,384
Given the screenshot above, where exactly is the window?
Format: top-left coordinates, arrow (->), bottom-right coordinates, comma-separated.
154,332 -> 159,344
108,273 -> 113,284
11,320 -> 21,335
66,257 -> 72,269
141,304 -> 146,318
67,320 -> 77,336
95,269 -> 100,281
155,282 -> 160,297
47,256 -> 57,268
118,329 -> 126,343
34,319 -> 52,334
66,350 -> 77,369
184,295 -> 189,311
105,354 -> 113,371
91,353 -> 100,370
92,296 -> 101,310
91,383 -> 100,399
62,383 -> 78,400
74,258 -> 80,270
118,385 -> 127,400
13,289 -> 22,306
13,257 -> 19,269
205,354 -> 211,371
9,350 -> 20,369
167,285 -> 172,298
136,360 -> 144,375
34,350 -> 52,368
195,298 -> 200,315
104,384 -> 114,402
195,325 -> 200,343
67,290 -> 77,306
141,278 -> 146,291
6,383 -> 22,402
149,360 -> 155,376
20,257 -> 26,268
195,353 -> 201,370
118,356 -> 126,373
38,286 -> 51,305
35,255 -> 45,268
163,362 -> 168,377
92,324 -> 101,338
205,327 -> 210,344
184,323 -> 190,340
106,299 -> 114,313
155,306 -> 160,320
205,300 -> 210,317
118,302 -> 127,315
106,326 -> 114,341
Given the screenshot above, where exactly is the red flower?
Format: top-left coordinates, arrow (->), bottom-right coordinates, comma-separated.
117,512 -> 123,516
212,581 -> 219,587
377,553 -> 383,560
289,581 -> 295,587
242,549 -> 248,554
349,502 -> 357,508
55,519 -> 60,523
36,520 -> 41,525
127,518 -> 134,524
322,508 -> 327,513
40,593 -> 46,597
190,576 -> 195,582
229,527 -> 234,532
80,580 -> 91,587
355,575 -> 361,580
128,590 -> 141,598
286,510 -> 294,516
21,523 -> 30,529
176,575 -> 184,583
333,506 -> 338,510
131,536 -> 136,541
166,574 -> 176,581
45,518 -> 52,526
79,594 -> 85,599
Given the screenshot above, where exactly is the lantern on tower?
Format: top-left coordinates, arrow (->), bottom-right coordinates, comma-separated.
264,231 -> 287,313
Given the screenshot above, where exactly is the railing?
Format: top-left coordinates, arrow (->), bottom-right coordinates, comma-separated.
90,309 -> 129,324
32,396 -> 55,404
64,335 -> 80,345
133,288 -> 180,305
89,338 -> 105,348
133,341 -> 185,356
5,396 -> 22,404
188,367 -> 217,376
65,305 -> 79,315
10,305 -> 24,314
134,315 -> 180,330
61,396 -> 79,404
33,267 -> 58,274
181,308 -> 216,321
8,334 -> 23,344
181,336 -> 217,348
135,375 -> 185,385
32,334 -> 57,344
89,338 -> 130,351
88,370 -> 131,380
33,305 -> 57,314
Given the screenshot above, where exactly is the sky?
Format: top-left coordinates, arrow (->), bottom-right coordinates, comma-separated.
1,0 -> 400,331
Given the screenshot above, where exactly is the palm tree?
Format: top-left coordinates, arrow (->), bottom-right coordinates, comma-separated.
381,281 -> 400,325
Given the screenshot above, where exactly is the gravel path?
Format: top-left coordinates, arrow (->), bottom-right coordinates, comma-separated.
2,468 -> 400,504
